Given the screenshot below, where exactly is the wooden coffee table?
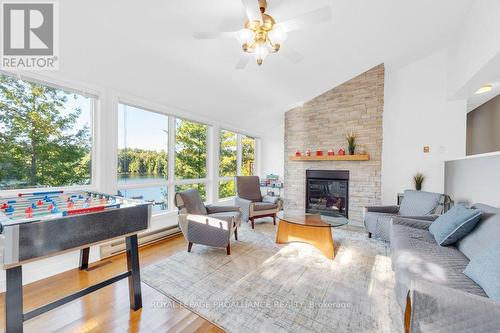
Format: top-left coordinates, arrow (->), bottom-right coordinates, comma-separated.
276,210 -> 349,259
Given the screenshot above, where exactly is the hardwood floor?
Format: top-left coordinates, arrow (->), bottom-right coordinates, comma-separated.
0,234 -> 224,333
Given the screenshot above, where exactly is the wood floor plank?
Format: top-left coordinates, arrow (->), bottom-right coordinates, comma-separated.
0,234 -> 224,333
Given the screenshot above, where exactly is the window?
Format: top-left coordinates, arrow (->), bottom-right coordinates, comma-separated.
216,131 -> 256,200
0,74 -> 94,190
175,118 -> 207,180
241,135 -> 256,176
118,104 -> 169,212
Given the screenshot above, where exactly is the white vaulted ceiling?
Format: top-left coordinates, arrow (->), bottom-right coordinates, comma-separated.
56,0 -> 473,132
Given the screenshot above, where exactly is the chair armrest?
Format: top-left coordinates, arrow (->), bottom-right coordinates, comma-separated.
205,205 -> 240,214
365,205 -> 400,214
400,215 -> 439,222
262,195 -> 279,204
392,216 -> 433,230
407,280 -> 500,333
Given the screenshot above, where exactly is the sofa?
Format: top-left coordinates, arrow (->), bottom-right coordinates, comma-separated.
364,190 -> 446,241
390,204 -> 500,332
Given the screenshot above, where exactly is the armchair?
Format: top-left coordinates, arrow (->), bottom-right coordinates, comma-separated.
174,189 -> 241,254
364,190 -> 446,241
234,176 -> 282,229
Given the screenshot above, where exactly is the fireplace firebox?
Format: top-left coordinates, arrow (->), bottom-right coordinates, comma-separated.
306,170 -> 349,218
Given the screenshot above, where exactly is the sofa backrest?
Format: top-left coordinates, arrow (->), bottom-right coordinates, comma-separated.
399,190 -> 442,216
457,203 -> 500,259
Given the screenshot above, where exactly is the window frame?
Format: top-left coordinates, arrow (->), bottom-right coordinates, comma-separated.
0,72 -> 99,196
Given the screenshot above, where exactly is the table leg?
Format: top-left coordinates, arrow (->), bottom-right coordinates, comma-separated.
79,247 -> 90,270
6,266 -> 23,333
276,220 -> 335,259
126,235 -> 142,310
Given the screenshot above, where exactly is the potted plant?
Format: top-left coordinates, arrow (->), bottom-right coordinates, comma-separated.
346,132 -> 357,155
413,173 -> 425,191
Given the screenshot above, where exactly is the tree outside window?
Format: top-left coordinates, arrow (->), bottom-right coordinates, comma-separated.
0,75 -> 92,190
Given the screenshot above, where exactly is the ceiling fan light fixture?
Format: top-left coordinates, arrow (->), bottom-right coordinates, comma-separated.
268,25 -> 287,44
236,28 -> 255,45
254,44 -> 269,65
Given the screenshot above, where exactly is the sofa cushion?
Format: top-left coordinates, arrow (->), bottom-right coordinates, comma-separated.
399,190 -> 442,216
236,176 -> 262,202
464,240 -> 500,301
457,204 -> 500,259
253,202 -> 278,211
175,189 -> 207,215
429,206 -> 482,246
390,223 -> 487,308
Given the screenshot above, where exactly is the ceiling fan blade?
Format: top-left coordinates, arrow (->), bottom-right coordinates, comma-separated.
235,55 -> 250,69
281,47 -> 304,64
241,0 -> 262,23
193,31 -> 236,39
278,6 -> 332,32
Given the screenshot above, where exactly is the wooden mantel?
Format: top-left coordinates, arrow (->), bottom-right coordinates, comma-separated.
289,154 -> 370,161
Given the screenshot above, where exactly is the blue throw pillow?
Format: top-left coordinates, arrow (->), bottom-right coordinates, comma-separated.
429,206 -> 482,246
464,240 -> 500,301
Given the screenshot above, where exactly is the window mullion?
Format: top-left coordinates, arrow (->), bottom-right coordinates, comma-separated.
236,134 -> 242,175
168,116 -> 176,210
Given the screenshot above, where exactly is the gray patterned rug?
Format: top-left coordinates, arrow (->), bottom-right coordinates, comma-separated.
142,220 -> 402,332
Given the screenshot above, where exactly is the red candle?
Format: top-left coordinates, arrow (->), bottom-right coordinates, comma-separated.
338,148 -> 345,156
327,149 -> 334,156
316,150 -> 323,156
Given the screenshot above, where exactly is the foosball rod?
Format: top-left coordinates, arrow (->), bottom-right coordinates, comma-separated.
18,190 -> 65,197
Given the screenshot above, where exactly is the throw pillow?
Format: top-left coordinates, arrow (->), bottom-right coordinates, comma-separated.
464,240 -> 500,301
429,206 -> 482,246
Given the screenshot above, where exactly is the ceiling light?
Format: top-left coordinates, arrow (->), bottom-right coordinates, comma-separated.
238,0 -> 284,66
475,84 -> 493,94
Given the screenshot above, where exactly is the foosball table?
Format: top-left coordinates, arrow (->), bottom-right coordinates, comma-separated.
0,190 -> 152,333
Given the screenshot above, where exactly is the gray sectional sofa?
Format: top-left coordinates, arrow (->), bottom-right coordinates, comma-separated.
391,204 -> 500,332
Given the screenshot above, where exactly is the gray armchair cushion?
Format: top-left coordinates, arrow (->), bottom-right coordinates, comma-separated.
399,190 -> 442,216
208,211 -> 242,227
236,176 -> 262,202
409,280 -> 500,333
253,202 -> 278,211
457,203 -> 500,259
175,189 -> 207,215
206,205 -> 240,214
183,214 -> 233,248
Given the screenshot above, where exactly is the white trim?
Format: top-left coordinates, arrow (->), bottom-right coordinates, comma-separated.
446,151 -> 500,162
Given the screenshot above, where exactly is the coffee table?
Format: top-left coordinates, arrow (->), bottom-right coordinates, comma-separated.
276,210 -> 349,259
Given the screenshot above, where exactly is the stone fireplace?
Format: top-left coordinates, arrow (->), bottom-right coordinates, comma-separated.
284,64 -> 384,226
306,170 -> 349,217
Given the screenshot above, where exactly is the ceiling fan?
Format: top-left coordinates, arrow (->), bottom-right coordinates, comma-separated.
193,0 -> 332,69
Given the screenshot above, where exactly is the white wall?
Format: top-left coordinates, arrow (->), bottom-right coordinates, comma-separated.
259,114 -> 285,180
381,49 -> 467,204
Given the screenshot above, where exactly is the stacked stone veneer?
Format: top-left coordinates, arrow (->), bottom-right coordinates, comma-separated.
284,64 -> 385,226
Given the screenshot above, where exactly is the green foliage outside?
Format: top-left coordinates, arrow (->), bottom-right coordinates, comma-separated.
219,130 -> 237,198
0,75 -> 91,189
241,135 -> 255,176
175,119 -> 207,180
118,148 -> 168,177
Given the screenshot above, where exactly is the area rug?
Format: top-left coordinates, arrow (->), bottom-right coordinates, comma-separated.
141,220 -> 402,332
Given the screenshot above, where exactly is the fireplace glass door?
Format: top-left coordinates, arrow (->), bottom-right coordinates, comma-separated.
306,179 -> 348,217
